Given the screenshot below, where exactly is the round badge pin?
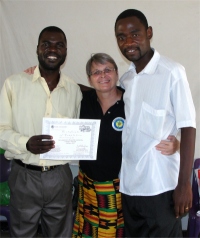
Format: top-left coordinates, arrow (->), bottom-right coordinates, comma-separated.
112,117 -> 125,131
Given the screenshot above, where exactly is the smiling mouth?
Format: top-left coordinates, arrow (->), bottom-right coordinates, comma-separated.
128,49 -> 135,53
47,56 -> 58,60
126,48 -> 138,54
99,80 -> 110,84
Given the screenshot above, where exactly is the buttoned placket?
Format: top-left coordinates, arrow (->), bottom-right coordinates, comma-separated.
105,100 -> 120,116
126,72 -> 139,134
40,77 -> 53,117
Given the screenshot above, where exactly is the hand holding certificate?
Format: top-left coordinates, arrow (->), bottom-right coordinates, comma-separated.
40,118 -> 100,160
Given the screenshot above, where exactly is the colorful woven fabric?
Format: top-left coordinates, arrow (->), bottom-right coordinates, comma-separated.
72,170 -> 124,238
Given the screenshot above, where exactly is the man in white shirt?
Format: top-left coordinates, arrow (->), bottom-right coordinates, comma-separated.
0,26 -> 82,237
115,9 -> 196,237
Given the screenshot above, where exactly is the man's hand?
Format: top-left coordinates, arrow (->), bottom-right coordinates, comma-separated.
26,135 -> 55,154
155,135 -> 179,155
173,181 -> 192,218
24,66 -> 36,74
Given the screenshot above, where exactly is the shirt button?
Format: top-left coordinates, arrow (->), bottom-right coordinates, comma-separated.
108,111 -> 110,114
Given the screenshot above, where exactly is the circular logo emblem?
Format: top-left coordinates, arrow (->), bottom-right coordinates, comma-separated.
112,117 -> 125,131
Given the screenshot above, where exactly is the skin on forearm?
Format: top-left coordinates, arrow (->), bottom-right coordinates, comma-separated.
173,127 -> 196,218
178,127 -> 196,185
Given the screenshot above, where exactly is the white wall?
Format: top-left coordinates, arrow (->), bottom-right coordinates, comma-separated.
0,0 -> 200,229
0,0 -> 199,158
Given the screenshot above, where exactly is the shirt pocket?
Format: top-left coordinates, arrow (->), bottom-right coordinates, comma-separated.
137,102 -> 167,140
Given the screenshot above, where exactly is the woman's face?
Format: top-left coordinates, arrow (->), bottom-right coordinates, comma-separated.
88,61 -> 118,93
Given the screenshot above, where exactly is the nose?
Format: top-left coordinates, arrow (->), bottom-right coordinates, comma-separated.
125,35 -> 135,45
48,44 -> 57,52
100,71 -> 106,78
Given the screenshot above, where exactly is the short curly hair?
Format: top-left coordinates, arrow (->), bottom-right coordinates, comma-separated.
115,9 -> 148,31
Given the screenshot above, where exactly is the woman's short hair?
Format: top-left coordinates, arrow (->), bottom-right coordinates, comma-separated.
86,53 -> 118,77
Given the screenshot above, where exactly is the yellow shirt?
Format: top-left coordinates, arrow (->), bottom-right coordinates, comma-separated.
0,66 -> 82,166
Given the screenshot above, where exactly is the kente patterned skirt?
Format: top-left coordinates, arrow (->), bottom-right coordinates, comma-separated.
72,169 -> 124,238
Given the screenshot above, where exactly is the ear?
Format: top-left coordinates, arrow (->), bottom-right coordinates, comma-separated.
36,45 -> 39,55
147,26 -> 153,40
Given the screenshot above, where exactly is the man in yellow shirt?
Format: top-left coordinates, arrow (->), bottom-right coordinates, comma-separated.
0,26 -> 82,237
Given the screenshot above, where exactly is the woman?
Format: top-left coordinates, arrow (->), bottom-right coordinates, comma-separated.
24,55 -> 179,238
72,53 -> 179,238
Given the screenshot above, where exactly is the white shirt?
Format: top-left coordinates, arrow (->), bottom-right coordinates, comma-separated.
119,49 -> 196,196
0,66 -> 82,166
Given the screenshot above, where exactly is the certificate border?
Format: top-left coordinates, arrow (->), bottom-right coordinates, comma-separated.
41,119 -> 100,160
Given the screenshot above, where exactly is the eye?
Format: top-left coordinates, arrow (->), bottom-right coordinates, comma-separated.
90,70 -> 101,76
42,42 -> 49,47
104,68 -> 112,74
94,70 -> 101,75
117,36 -> 125,42
57,43 -> 65,48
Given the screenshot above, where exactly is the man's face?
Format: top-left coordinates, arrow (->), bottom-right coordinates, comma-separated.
37,31 -> 67,71
115,16 -> 152,63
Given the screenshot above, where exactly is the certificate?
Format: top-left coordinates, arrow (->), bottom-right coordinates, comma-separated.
40,118 -> 100,160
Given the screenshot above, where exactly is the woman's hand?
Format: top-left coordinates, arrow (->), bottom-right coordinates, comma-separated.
24,66 -> 36,74
155,135 -> 180,155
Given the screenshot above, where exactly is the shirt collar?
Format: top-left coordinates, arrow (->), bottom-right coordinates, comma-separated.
128,48 -> 160,75
32,66 -> 41,82
32,66 -> 67,91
